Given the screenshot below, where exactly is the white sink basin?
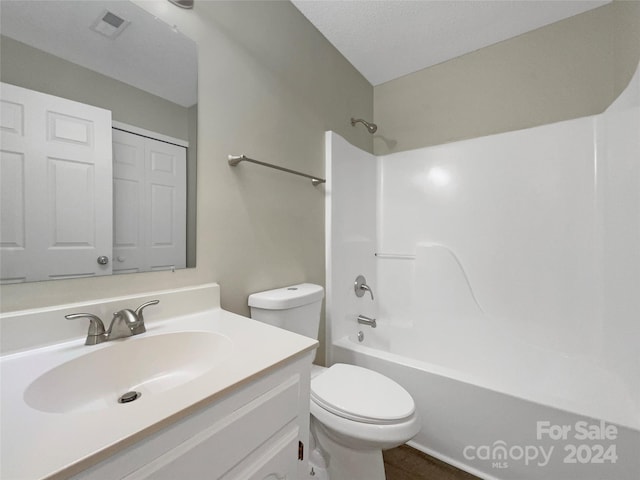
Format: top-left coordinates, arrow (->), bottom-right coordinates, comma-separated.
24,331 -> 233,414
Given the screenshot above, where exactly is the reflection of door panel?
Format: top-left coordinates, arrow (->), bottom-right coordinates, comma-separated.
112,129 -> 186,273
0,82 -> 112,283
112,130 -> 145,274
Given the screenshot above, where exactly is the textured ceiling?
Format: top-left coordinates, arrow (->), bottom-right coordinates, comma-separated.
292,0 -> 611,86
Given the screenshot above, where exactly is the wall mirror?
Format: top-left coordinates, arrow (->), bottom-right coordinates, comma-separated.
0,0 -> 197,284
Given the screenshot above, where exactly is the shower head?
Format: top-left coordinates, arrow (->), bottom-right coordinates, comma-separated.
168,0 -> 194,8
351,117 -> 378,134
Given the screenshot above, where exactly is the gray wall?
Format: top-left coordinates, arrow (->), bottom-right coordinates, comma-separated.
6,1 -> 636,364
0,35 -> 191,141
374,0 -> 640,154
1,0 -> 374,366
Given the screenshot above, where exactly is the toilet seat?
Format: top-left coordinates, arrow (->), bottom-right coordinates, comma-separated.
311,363 -> 415,425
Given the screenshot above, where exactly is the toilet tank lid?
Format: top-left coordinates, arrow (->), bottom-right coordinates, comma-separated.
248,283 -> 324,310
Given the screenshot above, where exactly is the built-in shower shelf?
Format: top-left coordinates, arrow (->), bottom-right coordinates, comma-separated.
375,253 -> 416,259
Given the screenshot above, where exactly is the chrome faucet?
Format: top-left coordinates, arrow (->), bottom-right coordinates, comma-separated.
66,300 -> 159,345
108,308 -> 144,340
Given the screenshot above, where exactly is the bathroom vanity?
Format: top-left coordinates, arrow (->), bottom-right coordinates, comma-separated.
0,284 -> 317,479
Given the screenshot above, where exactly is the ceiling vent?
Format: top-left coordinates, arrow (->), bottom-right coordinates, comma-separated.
90,10 -> 130,39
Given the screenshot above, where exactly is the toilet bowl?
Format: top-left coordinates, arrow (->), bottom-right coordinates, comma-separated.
311,363 -> 419,448
248,284 -> 420,480
308,363 -> 420,480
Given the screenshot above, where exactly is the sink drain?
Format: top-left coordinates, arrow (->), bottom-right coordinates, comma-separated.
118,391 -> 142,404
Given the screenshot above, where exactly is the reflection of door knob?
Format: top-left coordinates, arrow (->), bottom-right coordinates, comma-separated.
97,256 -> 109,265
117,256 -> 125,262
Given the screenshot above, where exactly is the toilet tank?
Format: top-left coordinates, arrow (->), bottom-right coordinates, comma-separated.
248,283 -> 324,340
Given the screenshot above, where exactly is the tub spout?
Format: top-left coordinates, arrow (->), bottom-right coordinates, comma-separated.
357,314 -> 377,328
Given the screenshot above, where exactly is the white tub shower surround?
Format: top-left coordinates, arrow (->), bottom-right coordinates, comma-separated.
325,64 -> 640,480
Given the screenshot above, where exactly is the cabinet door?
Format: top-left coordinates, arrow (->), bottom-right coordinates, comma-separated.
120,376 -> 300,480
229,427 -> 299,480
0,82 -> 112,282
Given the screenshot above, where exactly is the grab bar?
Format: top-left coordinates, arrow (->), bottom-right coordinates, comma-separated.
228,154 -> 326,186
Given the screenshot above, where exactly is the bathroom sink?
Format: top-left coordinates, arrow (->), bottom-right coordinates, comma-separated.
24,332 -> 233,414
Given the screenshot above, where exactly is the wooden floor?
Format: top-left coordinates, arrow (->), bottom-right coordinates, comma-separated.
383,445 -> 481,480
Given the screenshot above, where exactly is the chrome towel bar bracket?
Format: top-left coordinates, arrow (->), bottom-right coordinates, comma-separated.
228,154 -> 326,186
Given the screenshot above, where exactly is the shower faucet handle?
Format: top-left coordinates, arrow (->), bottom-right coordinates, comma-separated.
354,275 -> 374,300
359,283 -> 374,300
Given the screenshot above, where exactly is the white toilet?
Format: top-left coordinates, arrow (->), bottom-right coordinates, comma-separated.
248,283 -> 420,480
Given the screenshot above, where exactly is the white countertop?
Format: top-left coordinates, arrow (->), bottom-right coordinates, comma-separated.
0,287 -> 317,480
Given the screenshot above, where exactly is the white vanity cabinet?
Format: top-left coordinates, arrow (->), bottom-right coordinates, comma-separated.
1,285 -> 318,480
71,353 -> 313,480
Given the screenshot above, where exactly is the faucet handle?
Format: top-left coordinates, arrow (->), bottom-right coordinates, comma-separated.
132,299 -> 159,334
354,275 -> 375,300
65,313 -> 106,345
360,283 -> 374,300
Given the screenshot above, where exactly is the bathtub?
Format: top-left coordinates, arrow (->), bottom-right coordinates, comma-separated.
330,322 -> 640,480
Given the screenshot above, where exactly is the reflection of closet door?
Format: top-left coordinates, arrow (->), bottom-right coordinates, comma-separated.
112,129 -> 186,274
112,130 -> 145,274
0,82 -> 112,283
